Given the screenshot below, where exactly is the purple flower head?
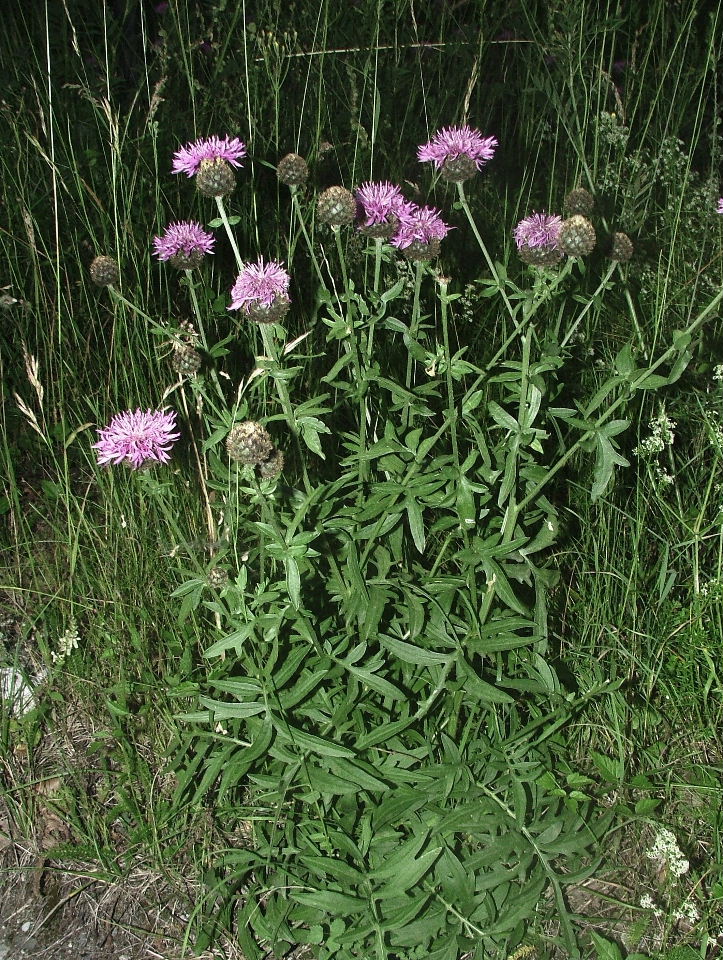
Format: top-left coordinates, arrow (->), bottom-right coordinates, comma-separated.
356,181 -> 405,227
514,212 -> 563,250
93,408 -> 180,469
717,198 -> 723,214
153,220 -> 215,268
391,202 -> 451,249
172,135 -> 247,177
229,257 -> 291,315
418,125 -> 498,171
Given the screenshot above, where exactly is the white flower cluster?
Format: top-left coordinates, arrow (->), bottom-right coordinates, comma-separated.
597,111 -> 630,148
634,412 -> 676,458
645,826 -> 689,878
640,893 -> 664,917
52,618 -> 80,664
672,900 -> 700,924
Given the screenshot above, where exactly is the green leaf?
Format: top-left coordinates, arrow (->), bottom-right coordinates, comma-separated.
590,751 -> 624,783
634,797 -> 661,815
380,634 -> 451,666
488,400 -> 519,432
614,343 -> 635,377
346,664 -> 405,700
405,498 -> 426,553
301,422 -> 326,459
375,847 -> 442,898
291,891 -> 367,914
274,722 -> 355,758
589,932 -> 624,960
286,556 -> 301,608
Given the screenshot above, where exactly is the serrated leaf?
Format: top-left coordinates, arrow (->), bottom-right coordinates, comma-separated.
590,751 -> 624,783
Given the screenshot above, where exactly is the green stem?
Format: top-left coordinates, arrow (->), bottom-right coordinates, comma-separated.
333,227 -> 368,485
438,277 -> 478,612
291,189 -> 325,288
215,196 -> 244,270
366,238 -> 384,364
456,181 -> 516,321
516,283 -> 723,517
403,260 -> 425,429
107,286 -> 154,324
258,324 -> 312,495
462,260 -> 573,411
184,270 -> 227,405
559,261 -> 616,349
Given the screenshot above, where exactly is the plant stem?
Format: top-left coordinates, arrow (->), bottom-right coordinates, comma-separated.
403,260 -> 425,428
456,181 -> 516,321
215,196 -> 244,270
517,283 -> 723,516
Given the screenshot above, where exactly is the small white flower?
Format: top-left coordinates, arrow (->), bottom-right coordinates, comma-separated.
646,826 -> 689,878
673,900 -> 700,924
51,618 -> 80,664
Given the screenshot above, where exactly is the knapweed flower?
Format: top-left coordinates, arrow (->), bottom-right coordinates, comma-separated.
172,135 -> 246,176
93,408 -> 180,469
392,202 -> 451,260
229,257 -> 291,323
173,135 -> 246,197
418,125 -> 498,182
514,212 -> 564,267
153,220 -> 215,269
356,181 -> 405,238
717,198 -> 723,214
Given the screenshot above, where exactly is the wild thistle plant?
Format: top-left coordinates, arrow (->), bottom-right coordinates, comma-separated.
83,123 -> 723,960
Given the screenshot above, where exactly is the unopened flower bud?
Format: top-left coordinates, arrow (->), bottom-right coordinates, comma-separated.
317,186 -> 357,226
90,255 -> 120,287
